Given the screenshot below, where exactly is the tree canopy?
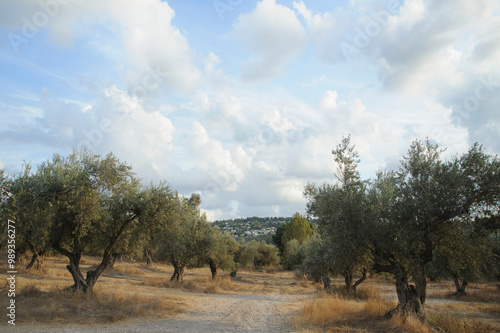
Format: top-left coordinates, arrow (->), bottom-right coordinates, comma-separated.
304,137 -> 500,317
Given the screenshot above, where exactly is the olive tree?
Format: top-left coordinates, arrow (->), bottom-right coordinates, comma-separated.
155,193 -> 214,282
37,151 -> 143,293
428,214 -> 499,295
304,136 -> 370,292
369,141 -> 500,317
300,233 -> 332,286
2,164 -> 53,269
304,138 -> 500,318
206,229 -> 239,279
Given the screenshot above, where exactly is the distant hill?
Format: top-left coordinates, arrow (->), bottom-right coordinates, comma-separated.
212,216 -> 291,243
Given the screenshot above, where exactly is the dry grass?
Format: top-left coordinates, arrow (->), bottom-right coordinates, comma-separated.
428,313 -> 494,333
427,283 -> 500,304
0,255 -> 316,328
386,313 -> 434,333
4,284 -> 186,326
3,256 -> 500,332
292,289 -> 396,332
141,275 -> 234,294
293,279 -> 500,333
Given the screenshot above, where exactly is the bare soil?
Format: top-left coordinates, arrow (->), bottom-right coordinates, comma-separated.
5,293 -> 304,332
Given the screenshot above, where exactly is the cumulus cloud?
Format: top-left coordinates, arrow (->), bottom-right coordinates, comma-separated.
231,0 -> 307,81
295,0 -> 500,151
2,0 -> 200,94
109,0 -> 201,94
293,1 -> 342,62
2,0 -> 498,221
0,86 -> 177,180
96,86 -> 176,167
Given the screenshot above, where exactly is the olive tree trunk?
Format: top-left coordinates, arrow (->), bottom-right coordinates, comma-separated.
144,248 -> 152,267
322,275 -> 331,290
373,261 -> 425,319
209,259 -> 217,279
453,276 -> 468,296
53,222 -> 129,293
413,265 -> 428,305
26,246 -> 44,270
170,256 -> 185,282
343,269 -> 367,292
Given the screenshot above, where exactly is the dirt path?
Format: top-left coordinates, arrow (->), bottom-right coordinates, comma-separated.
7,292 -> 303,333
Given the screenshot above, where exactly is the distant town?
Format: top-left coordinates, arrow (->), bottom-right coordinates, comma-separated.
212,216 -> 292,242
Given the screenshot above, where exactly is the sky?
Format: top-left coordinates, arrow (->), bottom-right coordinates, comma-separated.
1,0 -> 499,221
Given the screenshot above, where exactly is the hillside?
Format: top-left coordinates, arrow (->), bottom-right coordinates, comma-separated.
212,216 -> 291,242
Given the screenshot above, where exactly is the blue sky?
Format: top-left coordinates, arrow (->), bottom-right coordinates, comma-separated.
1,0 -> 499,220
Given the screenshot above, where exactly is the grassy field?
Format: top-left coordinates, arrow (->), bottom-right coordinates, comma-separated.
1,255 -> 499,332
293,278 -> 500,332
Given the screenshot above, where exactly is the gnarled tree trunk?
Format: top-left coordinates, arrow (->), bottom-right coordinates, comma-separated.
453,276 -> 468,296
170,256 -> 185,282
209,259 -> 217,279
344,272 -> 352,292
144,248 -> 152,267
393,269 -> 424,317
374,261 -> 425,319
322,275 -> 331,290
413,265 -> 427,305
26,249 -> 43,270
343,269 -> 367,292
53,221 -> 128,293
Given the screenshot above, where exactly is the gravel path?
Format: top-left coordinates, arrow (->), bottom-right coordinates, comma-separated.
5,293 -> 301,333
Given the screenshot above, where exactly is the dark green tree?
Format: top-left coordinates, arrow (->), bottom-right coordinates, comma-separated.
273,212 -> 315,259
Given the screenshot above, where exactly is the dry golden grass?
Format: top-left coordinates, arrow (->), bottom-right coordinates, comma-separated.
291,288 -> 396,332
427,283 -> 500,304
3,284 -> 186,326
293,279 -> 500,333
141,275 -> 234,294
386,313 -> 434,333
0,255 -> 316,328
428,313 -> 494,333
3,256 -> 500,332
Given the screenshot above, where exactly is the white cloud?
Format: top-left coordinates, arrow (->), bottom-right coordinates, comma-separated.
185,121 -> 244,192
108,0 -> 201,94
2,0 -> 499,221
98,86 -> 176,164
294,0 -> 499,153
232,0 -> 307,81
293,1 -> 340,62
2,0 -> 200,94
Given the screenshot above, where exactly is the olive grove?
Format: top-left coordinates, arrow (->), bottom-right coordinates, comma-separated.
0,150 -> 239,292
303,137 -> 500,317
